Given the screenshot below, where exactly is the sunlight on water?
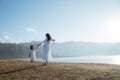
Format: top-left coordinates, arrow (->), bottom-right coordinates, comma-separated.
19,55 -> 120,65
51,55 -> 120,65
112,56 -> 120,64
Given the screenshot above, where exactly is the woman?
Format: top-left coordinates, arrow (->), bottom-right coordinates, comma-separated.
38,33 -> 55,65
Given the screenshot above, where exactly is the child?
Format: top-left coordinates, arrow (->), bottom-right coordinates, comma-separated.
29,45 -> 39,63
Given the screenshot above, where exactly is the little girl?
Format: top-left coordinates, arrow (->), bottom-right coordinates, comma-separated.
29,45 -> 39,63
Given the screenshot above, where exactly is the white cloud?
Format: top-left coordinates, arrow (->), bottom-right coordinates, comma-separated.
3,32 -> 13,36
26,27 -> 37,32
0,35 -> 24,43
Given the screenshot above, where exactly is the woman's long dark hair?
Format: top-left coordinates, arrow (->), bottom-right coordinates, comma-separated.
46,33 -> 51,41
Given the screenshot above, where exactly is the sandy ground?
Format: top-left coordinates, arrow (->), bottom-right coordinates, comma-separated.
0,60 -> 120,80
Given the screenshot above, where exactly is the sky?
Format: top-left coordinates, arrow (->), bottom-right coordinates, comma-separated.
0,0 -> 120,43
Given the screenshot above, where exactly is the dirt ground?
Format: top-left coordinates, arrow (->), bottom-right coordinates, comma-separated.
0,60 -> 120,80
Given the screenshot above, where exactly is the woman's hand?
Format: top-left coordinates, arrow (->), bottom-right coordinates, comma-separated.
37,43 -> 41,47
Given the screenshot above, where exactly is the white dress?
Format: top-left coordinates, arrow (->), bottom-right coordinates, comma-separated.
29,50 -> 36,60
41,39 -> 54,61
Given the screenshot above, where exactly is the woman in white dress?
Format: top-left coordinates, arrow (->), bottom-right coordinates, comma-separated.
38,33 -> 55,65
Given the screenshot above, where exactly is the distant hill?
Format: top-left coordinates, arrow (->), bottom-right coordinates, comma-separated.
0,41 -> 120,59
0,42 -> 42,59
52,41 -> 120,57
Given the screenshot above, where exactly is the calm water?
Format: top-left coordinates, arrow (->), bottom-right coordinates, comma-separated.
21,55 -> 120,65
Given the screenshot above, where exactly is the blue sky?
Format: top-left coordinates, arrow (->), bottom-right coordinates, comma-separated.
0,0 -> 120,43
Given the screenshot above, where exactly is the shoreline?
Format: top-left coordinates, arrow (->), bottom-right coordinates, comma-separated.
4,55 -> 120,65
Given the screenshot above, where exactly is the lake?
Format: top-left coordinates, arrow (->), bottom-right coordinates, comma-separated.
21,55 -> 120,65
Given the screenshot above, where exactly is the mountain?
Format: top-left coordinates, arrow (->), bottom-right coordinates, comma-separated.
0,42 -> 42,59
52,41 -> 120,57
0,41 -> 120,59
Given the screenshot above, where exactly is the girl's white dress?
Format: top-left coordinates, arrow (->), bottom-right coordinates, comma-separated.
29,50 -> 36,60
41,39 -> 54,61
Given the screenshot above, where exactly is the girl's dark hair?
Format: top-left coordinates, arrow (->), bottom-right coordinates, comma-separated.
46,33 -> 51,41
30,45 -> 34,50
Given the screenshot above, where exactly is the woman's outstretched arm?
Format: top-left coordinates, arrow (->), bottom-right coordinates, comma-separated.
51,39 -> 55,42
35,45 -> 40,50
37,39 -> 46,46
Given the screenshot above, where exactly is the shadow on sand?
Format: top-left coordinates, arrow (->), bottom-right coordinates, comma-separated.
0,64 -> 45,75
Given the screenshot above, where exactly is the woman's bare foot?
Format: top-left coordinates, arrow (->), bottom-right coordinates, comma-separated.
44,62 -> 48,65
44,63 -> 46,65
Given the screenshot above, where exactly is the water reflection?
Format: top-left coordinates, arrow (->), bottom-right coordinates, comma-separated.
47,55 -> 120,65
